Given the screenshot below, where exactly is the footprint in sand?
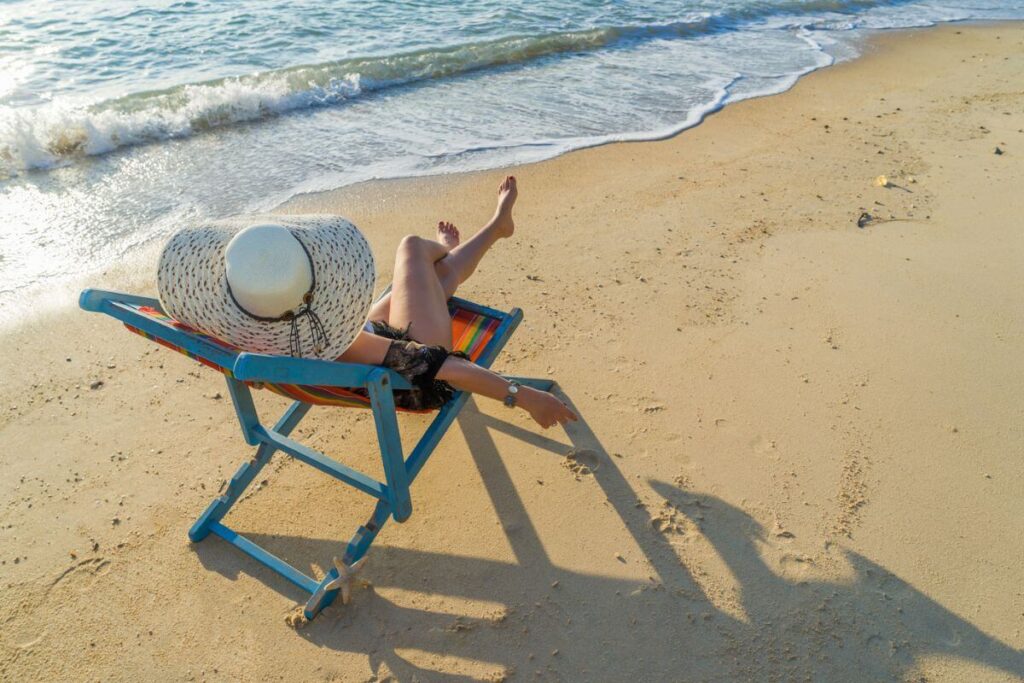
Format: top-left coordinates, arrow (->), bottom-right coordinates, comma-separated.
750,435 -> 777,455
6,620 -> 47,651
4,559 -> 111,652
776,552 -> 816,580
48,557 -> 111,595
651,502 -> 692,536
562,448 -> 600,479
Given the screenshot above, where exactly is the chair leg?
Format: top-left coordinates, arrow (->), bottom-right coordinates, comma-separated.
304,499 -> 392,619
189,441 -> 274,542
366,371 -> 413,523
190,399 -> 311,542
343,499 -> 392,565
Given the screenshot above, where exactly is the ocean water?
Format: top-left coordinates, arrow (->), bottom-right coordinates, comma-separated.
1,0 -> 1022,324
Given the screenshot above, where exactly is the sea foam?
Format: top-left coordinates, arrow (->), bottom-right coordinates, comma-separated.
0,0 -> 970,175
2,0 -> 1024,325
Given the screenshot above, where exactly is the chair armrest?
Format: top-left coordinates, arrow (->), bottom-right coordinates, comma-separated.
79,288 -> 163,313
232,353 -> 412,390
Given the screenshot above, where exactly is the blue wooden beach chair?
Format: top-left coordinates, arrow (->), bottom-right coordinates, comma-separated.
79,288 -> 553,619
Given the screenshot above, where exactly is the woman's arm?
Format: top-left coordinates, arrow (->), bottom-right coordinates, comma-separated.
339,330 -> 391,365
437,355 -> 577,429
343,331 -> 576,428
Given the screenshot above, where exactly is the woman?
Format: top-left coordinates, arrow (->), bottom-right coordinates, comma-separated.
340,176 -> 577,430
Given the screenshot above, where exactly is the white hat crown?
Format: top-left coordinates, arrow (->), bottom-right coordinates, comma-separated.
225,224 -> 312,319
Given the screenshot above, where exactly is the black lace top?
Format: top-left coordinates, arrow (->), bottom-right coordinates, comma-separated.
367,320 -> 467,410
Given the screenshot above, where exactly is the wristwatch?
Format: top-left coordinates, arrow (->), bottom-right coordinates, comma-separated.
503,380 -> 521,408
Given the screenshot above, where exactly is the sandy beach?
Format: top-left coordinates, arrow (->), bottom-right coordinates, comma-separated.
1,22 -> 1023,682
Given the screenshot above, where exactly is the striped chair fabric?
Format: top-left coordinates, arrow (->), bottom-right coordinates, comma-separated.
123,304 -> 501,412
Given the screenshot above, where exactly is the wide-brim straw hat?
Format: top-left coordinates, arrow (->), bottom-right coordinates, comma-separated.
157,214 -> 376,360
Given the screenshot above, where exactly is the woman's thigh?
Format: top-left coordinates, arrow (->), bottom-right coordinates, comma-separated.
387,239 -> 453,349
365,292 -> 391,325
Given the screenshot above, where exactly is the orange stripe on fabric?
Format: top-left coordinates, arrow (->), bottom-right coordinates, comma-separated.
450,308 -> 498,362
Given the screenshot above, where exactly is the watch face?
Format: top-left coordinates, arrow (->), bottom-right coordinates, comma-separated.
508,384 -> 519,394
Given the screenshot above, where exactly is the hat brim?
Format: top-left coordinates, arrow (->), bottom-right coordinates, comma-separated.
157,214 -> 376,360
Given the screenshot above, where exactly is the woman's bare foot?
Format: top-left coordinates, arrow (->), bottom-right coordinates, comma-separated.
436,221 -> 460,250
492,175 -> 517,238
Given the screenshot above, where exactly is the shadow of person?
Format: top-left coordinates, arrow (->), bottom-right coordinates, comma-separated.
274,394 -> 738,679
191,389 -> 1022,681
648,480 -> 1024,681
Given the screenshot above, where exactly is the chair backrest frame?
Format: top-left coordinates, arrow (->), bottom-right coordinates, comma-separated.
79,288 -> 412,390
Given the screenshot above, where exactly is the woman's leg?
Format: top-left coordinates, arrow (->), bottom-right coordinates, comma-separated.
435,175 -> 517,297
364,175 -> 518,324
386,234 -> 455,349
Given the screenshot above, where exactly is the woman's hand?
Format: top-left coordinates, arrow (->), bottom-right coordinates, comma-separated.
435,357 -> 578,428
520,387 -> 578,429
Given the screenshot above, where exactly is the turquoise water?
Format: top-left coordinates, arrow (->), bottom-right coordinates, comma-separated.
1,0 -> 1022,323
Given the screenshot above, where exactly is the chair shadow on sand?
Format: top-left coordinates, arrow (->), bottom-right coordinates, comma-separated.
194,390 -> 1024,681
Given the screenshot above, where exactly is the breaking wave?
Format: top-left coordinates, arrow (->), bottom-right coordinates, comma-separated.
0,0 -> 915,174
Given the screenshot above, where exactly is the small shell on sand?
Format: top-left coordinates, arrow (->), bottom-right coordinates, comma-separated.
874,175 -> 890,187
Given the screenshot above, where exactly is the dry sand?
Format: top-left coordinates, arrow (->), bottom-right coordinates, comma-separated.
2,23 -> 1023,682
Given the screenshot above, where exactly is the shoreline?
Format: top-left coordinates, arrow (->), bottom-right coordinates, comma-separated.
2,22 -> 1022,682
0,19 -> 1012,330
279,19 -> 1019,213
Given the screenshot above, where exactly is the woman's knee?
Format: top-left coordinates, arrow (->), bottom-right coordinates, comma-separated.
397,234 -> 426,259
